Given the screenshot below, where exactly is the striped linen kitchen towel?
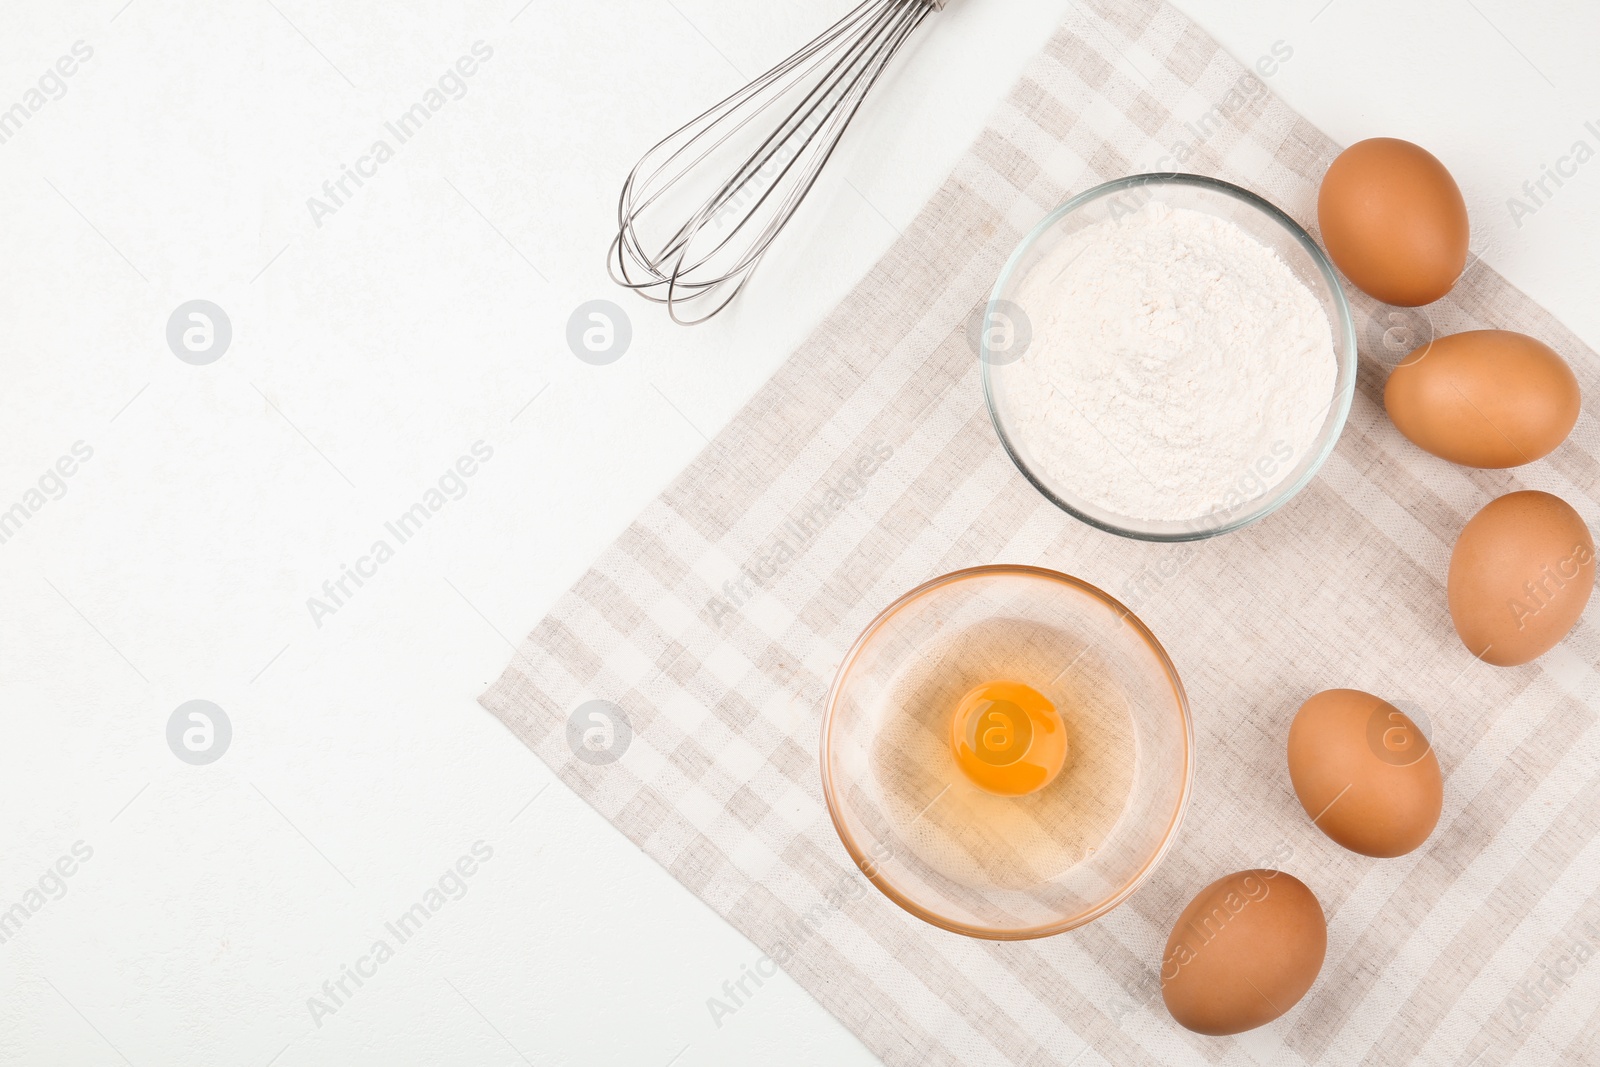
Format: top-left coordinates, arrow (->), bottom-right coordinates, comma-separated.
481,1 -> 1600,1063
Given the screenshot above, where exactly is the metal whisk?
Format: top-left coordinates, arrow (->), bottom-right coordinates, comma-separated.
609,0 -> 948,324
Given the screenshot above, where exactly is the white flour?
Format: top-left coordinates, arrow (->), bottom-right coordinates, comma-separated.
1001,200 -> 1337,523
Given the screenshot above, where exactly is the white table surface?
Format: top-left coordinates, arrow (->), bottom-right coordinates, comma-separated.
1,1 -> 1594,1063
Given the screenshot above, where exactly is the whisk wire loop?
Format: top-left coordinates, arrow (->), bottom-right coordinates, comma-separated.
609,0 -> 940,324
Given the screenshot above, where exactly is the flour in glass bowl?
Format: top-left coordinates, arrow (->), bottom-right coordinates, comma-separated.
1002,200 -> 1338,523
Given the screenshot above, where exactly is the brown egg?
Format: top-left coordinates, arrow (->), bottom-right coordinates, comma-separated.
1317,138 -> 1469,306
1287,689 -> 1443,858
1385,330 -> 1580,468
1161,869 -> 1326,1036
1449,491 -> 1595,666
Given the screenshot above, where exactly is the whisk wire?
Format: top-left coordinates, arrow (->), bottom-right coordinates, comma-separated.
612,7 -> 871,278
620,5 -> 888,286
673,0 -> 924,289
609,0 -> 939,324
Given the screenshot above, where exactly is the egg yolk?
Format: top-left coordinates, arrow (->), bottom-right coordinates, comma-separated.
950,681 -> 1068,797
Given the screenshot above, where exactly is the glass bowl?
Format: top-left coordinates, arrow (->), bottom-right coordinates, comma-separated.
819,565 -> 1193,940
981,173 -> 1357,542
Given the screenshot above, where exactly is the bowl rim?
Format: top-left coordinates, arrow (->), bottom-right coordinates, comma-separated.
980,172 -> 1358,543
818,563 -> 1195,940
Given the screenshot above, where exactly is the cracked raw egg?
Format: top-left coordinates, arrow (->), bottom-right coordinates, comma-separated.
949,681 -> 1068,797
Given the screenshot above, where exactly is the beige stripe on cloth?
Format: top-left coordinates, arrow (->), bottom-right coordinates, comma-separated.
481,1 -> 1600,1063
